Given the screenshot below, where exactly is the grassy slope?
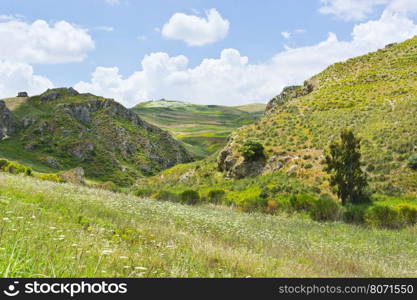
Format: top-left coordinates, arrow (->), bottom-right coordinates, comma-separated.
140,38 -> 417,197
132,100 -> 265,158
1,172 -> 417,277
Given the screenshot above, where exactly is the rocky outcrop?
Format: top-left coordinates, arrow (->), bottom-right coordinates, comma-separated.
17,92 -> 28,97
40,87 -> 79,102
0,100 -> 16,139
217,145 -> 266,179
265,81 -> 314,115
59,167 -> 86,185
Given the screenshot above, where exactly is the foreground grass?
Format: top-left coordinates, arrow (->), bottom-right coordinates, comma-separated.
0,173 -> 417,277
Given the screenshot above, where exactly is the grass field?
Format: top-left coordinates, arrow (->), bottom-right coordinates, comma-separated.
132,100 -> 265,158
1,172 -> 416,278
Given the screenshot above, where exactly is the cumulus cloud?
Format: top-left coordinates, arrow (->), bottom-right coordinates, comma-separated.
0,17 -> 94,64
161,8 -> 229,46
76,6 -> 417,107
319,0 -> 389,21
281,31 -> 291,39
0,60 -> 53,98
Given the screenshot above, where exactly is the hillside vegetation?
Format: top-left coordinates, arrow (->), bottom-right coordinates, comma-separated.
1,173 -> 417,277
134,38 -> 417,222
132,100 -> 265,158
0,89 -> 191,186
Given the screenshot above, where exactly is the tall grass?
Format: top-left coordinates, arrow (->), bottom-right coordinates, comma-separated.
0,173 -> 417,277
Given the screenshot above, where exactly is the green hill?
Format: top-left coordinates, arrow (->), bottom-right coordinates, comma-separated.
131,100 -> 265,158
134,37 -> 417,212
0,88 -> 191,186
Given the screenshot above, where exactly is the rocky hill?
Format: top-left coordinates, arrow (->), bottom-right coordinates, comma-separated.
136,37 -> 417,196
0,88 -> 191,185
132,100 -> 265,158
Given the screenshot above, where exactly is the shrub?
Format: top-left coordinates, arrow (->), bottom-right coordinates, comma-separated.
0,159 -> 9,169
365,205 -> 403,229
240,139 -> 265,161
207,189 -> 225,204
343,204 -> 367,224
309,196 -> 342,221
4,162 -> 32,176
289,194 -> 317,212
408,154 -> 417,170
266,200 -> 279,214
153,190 -> 178,202
180,190 -> 200,205
397,204 -> 417,226
100,181 -> 119,192
38,173 -> 64,183
132,188 -> 153,198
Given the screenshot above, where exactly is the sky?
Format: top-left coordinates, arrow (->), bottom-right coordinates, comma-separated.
1,0 -> 417,107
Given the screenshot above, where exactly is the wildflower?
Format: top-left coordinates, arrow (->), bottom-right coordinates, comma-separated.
2,217 -> 10,221
119,256 -> 128,259
135,266 -> 147,271
101,249 -> 113,255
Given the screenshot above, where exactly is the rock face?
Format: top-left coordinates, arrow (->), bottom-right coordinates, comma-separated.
217,145 -> 266,179
0,100 -> 15,139
17,92 -> 28,97
265,82 -> 314,115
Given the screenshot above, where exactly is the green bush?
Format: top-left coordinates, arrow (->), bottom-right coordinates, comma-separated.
132,188 -> 153,198
408,154 -> 417,170
100,181 -> 119,192
180,190 -> 200,205
343,205 -> 367,224
153,190 -> 178,202
365,205 -> 403,229
38,173 -> 64,183
0,159 -> 9,169
397,204 -> 417,226
240,139 -> 265,161
207,189 -> 225,204
309,196 -> 342,221
289,194 -> 317,212
3,161 -> 32,176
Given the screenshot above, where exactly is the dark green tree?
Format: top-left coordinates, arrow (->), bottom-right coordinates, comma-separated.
240,139 -> 265,162
324,129 -> 368,205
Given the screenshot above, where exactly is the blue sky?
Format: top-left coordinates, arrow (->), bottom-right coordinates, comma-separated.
0,0 -> 416,106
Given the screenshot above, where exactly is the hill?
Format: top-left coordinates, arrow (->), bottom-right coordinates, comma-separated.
134,37 -> 417,210
0,88 -> 191,185
1,172 -> 417,277
131,100 -> 265,158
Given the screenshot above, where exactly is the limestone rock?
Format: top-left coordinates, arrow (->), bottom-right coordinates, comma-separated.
0,100 -> 16,139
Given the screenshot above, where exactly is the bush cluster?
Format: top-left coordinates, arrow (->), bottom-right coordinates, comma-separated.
0,159 -> 32,176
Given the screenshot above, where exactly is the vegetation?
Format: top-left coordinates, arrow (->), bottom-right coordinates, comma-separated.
325,129 -> 368,205
1,173 -> 417,277
132,100 -> 265,159
240,140 -> 265,162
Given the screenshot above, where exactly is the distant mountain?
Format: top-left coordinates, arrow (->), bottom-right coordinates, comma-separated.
0,88 -> 191,185
131,100 -> 266,158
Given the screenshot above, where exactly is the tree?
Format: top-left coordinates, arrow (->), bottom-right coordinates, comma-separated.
324,129 -> 368,205
240,139 -> 265,162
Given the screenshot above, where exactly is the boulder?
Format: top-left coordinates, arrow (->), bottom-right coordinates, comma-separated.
59,167 -> 86,185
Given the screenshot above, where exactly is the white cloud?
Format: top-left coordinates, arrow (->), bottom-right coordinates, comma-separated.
319,0 -> 389,21
161,8 -> 229,46
0,60 -> 53,98
75,8 -> 417,107
281,31 -> 291,39
0,17 -> 94,64
105,0 -> 120,5
95,26 -> 114,32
